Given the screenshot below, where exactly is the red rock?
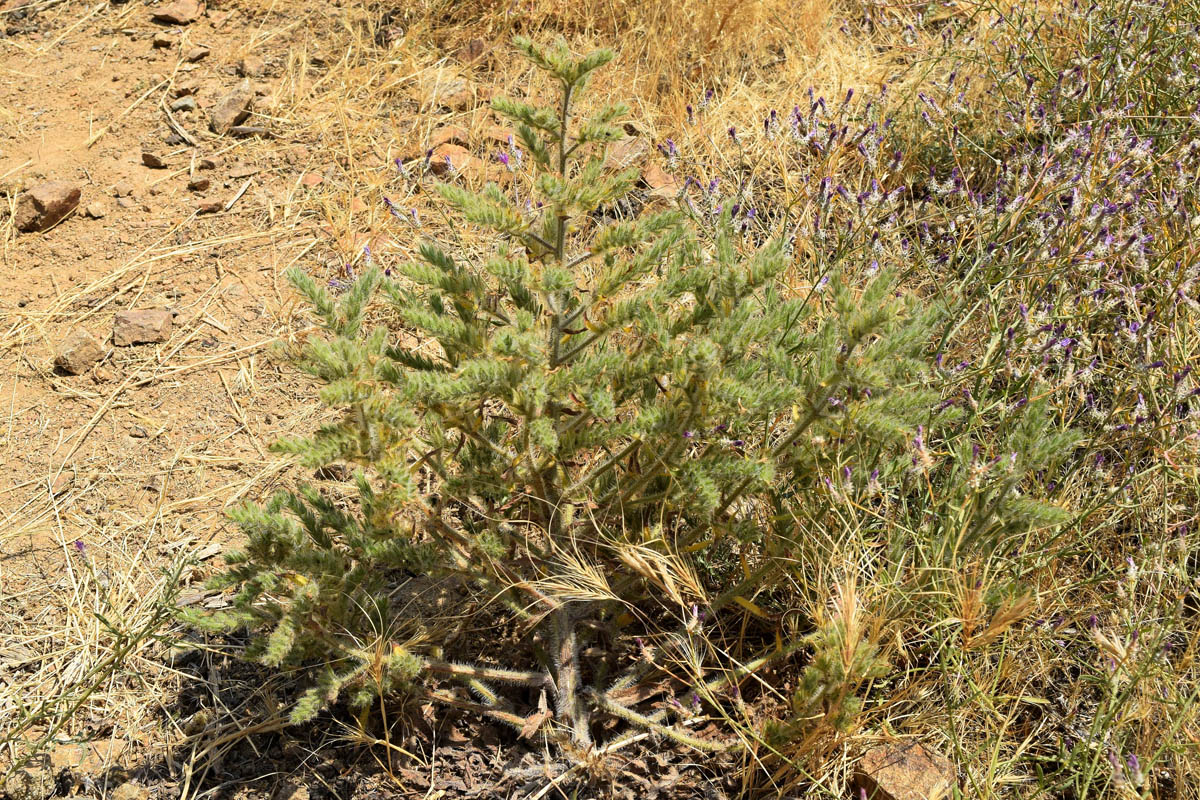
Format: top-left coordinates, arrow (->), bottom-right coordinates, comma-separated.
196,200 -> 221,214
430,125 -> 470,149
152,0 -> 203,25
642,162 -> 683,201
855,741 -> 955,800
300,173 -> 323,187
187,177 -> 211,191
53,328 -> 104,374
142,151 -> 168,169
429,143 -> 479,177
113,310 -> 172,346
14,181 -> 81,232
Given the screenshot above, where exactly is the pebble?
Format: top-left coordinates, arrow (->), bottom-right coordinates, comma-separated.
113,180 -> 135,197
53,328 -> 105,374
170,95 -> 197,112
196,200 -> 222,214
237,54 -> 266,77
142,151 -> 168,169
855,741 -> 956,800
152,31 -> 173,48
85,202 -> 106,219
151,0 -> 203,25
229,124 -> 269,138
187,176 -> 211,191
429,143 -> 479,177
198,157 -> 218,170
113,309 -> 172,346
117,197 -> 136,209
210,79 -> 253,134
14,180 -> 81,232
184,46 -> 210,62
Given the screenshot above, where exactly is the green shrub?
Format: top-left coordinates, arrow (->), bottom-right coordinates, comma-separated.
187,37 -> 959,750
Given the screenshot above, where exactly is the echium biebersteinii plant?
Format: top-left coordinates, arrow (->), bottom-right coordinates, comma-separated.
188,38 -> 943,751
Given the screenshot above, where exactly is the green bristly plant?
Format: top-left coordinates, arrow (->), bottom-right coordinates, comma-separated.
186,37 -> 950,750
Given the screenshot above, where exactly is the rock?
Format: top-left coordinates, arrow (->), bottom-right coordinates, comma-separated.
210,79 -> 253,134
642,162 -> 683,201
187,176 -> 211,191
50,471 -> 73,496
855,741 -> 956,800
228,164 -> 258,178
2,767 -> 55,800
605,136 -> 649,171
184,46 -> 209,62
429,143 -> 479,177
430,125 -> 469,149
113,309 -> 172,346
456,38 -> 489,65
113,180 -> 135,197
237,54 -> 265,77
152,31 -> 173,48
274,783 -> 309,800
229,124 -> 269,138
197,157 -> 217,170
110,781 -> 150,800
422,75 -> 473,111
14,181 -> 81,232
54,327 -> 105,374
169,95 -> 197,112
300,173 -> 323,187
85,202 -> 106,219
141,151 -> 168,169
196,200 -> 221,214
151,0 -> 203,24
117,197 -> 135,209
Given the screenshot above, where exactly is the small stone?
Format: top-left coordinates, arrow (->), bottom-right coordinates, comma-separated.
184,46 -> 209,62
228,164 -> 258,178
642,162 -> 683,201
210,79 -> 253,134
169,95 -> 197,112
605,136 -> 649,171
229,124 -> 269,138
151,0 -> 203,25
85,202 -> 107,219
165,132 -> 185,146
196,200 -> 221,214
93,366 -> 114,383
456,38 -> 489,65
152,31 -> 173,48
422,75 -> 473,111
197,157 -> 217,170
113,180 -> 135,197
117,197 -> 136,209
50,471 -> 73,496
429,143 -> 478,177
54,327 -> 105,374
430,125 -> 469,149
113,309 -> 172,346
238,54 -> 265,77
130,425 -> 149,439
110,781 -> 150,800
14,181 -> 81,232
300,172 -> 323,187
2,767 -> 55,800
187,176 -> 211,191
855,741 -> 956,800
142,151 -> 168,169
